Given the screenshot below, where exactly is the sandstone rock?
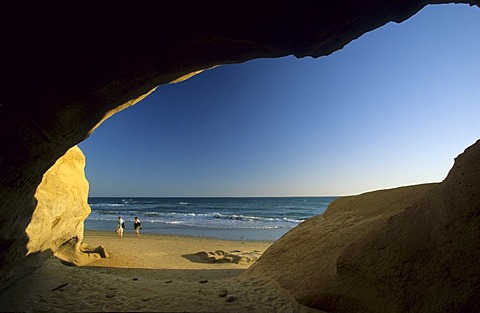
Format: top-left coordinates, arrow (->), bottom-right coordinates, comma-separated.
225,294 -> 238,302
25,146 -> 105,266
245,140 -> 480,312
78,243 -> 109,260
93,245 -> 109,259
218,289 -> 228,297
193,250 -> 262,264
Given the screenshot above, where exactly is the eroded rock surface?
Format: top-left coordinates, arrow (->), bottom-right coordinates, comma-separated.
192,250 -> 262,264
27,146 -> 105,266
245,140 -> 480,312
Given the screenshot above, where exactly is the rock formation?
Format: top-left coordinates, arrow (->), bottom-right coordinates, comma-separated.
26,146 -> 105,266
0,0 -> 479,303
0,147 -> 106,289
244,140 -> 480,312
189,250 -> 262,264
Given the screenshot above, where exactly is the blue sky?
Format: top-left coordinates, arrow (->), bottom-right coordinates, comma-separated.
80,4 -> 480,197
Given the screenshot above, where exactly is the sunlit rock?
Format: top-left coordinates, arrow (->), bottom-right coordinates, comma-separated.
26,146 -> 105,266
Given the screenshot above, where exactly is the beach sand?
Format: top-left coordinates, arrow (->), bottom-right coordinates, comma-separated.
0,230 -> 320,312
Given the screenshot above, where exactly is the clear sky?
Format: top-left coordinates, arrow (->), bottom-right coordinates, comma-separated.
79,4 -> 480,197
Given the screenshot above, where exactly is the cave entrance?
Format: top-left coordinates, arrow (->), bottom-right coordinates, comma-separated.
78,4 -> 479,258
5,3 -> 480,313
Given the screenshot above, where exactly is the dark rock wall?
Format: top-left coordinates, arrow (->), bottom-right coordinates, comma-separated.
0,0 -> 478,299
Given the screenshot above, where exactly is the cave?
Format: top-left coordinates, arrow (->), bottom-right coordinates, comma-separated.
1,1 -> 480,312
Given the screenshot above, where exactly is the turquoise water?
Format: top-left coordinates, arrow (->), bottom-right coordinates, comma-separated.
85,197 -> 336,241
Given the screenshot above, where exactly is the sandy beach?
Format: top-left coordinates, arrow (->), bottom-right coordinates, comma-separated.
0,230 -> 320,312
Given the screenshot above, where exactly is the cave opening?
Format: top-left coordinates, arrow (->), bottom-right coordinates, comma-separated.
3,3 -> 480,312
77,3 -> 480,255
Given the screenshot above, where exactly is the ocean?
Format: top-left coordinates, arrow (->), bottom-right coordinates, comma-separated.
85,197 -> 336,241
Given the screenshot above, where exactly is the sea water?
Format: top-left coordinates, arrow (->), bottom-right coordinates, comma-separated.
85,197 -> 336,241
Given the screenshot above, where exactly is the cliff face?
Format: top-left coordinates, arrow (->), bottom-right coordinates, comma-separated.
245,140 -> 480,312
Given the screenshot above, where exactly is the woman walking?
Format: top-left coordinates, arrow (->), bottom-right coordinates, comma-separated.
133,217 -> 141,237
116,216 -> 125,239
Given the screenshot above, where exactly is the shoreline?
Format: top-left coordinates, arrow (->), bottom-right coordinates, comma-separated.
84,229 -> 276,243
84,219 -> 293,242
0,229 -> 320,312
84,228 -> 279,243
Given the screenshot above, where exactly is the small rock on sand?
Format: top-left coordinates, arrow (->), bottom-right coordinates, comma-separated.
218,289 -> 228,297
225,294 -> 237,302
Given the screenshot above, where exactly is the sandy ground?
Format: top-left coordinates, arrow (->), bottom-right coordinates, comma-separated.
0,230 -> 321,312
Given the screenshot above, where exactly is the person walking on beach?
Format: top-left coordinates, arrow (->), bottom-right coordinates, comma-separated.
116,216 -> 125,239
133,216 -> 141,237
